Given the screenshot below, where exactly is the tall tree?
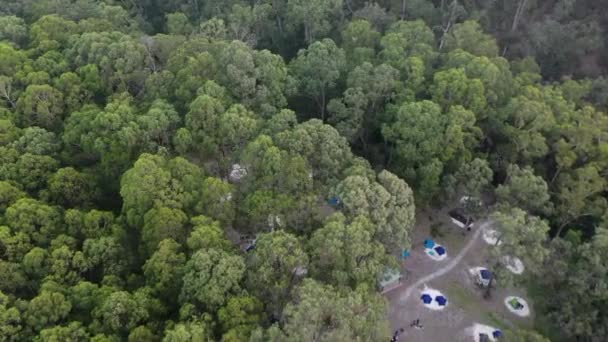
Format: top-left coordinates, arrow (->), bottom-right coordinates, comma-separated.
279,279 -> 389,341
485,208 -> 550,297
180,249 -> 245,312
286,0 -> 342,44
120,154 -> 203,228
553,165 -> 607,236
308,213 -> 388,288
328,62 -> 399,149
496,164 -> 553,216
276,119 -> 353,187
141,207 -> 189,254
443,157 -> 493,201
383,100 -> 481,202
535,229 -> 608,341
16,85 -> 64,130
246,230 -> 308,319
289,39 -> 345,120
443,20 -> 499,57
143,239 -> 186,306
335,170 -> 416,253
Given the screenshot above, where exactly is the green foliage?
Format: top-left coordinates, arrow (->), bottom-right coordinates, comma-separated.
218,295 -> 263,341
6,198 -> 62,246
26,291 -> 72,332
496,164 -> 553,215
535,230 -> 608,341
47,167 -> 96,208
444,157 -> 493,201
290,39 -> 345,119
16,85 -> 64,130
143,239 -> 186,303
186,216 -> 233,253
286,0 -> 342,44
0,16 -> 27,47
309,213 -> 387,288
120,154 -> 203,228
279,279 -> 389,341
383,100 -> 480,202
142,207 -> 188,254
246,230 -> 308,317
180,249 -> 245,312
93,290 -> 149,335
488,208 -> 550,292
0,180 -> 25,214
444,20 -> 499,57
502,329 -> 551,342
335,169 -> 415,253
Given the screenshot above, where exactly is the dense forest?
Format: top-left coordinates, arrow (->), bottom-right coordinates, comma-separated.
0,0 -> 607,341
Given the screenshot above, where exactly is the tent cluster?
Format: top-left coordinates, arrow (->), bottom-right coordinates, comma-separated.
471,323 -> 503,342
508,298 -> 524,310
424,238 -> 447,260
419,288 -> 449,310
504,296 -> 531,317
479,330 -> 502,341
420,293 -> 448,306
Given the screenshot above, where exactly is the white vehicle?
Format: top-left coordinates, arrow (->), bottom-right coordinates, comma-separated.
448,208 -> 474,229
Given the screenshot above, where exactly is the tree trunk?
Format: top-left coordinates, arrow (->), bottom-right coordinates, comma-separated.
549,165 -> 562,186
345,0 -> 354,15
384,137 -> 393,168
304,22 -> 312,44
555,220 -> 570,238
401,0 -> 407,20
359,134 -> 369,157
320,88 -> 326,121
439,0 -> 458,50
276,16 -> 284,36
191,0 -> 200,18
511,0 -> 529,32
484,275 -> 494,299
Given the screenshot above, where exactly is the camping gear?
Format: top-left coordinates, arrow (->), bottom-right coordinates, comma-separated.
327,197 -> 340,206
434,245 -> 446,256
420,294 -> 432,304
479,333 -> 491,342
480,269 -> 492,280
435,295 -> 447,306
401,250 -> 410,259
424,239 -> 435,249
379,269 -> 402,293
449,208 -> 475,228
509,298 -> 524,310
476,268 -> 492,287
492,330 -> 502,338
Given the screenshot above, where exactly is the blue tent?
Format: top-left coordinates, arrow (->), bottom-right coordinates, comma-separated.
492,330 -> 502,338
401,250 -> 410,259
327,197 -> 340,206
435,295 -> 447,306
434,246 -> 446,256
480,269 -> 492,280
424,239 -> 435,249
420,294 -> 432,304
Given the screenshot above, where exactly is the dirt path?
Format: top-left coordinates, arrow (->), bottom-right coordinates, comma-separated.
399,221 -> 489,304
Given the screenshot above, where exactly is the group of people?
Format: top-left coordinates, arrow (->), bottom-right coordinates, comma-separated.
410,318 -> 423,329
389,319 -> 424,341
390,328 -> 405,342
